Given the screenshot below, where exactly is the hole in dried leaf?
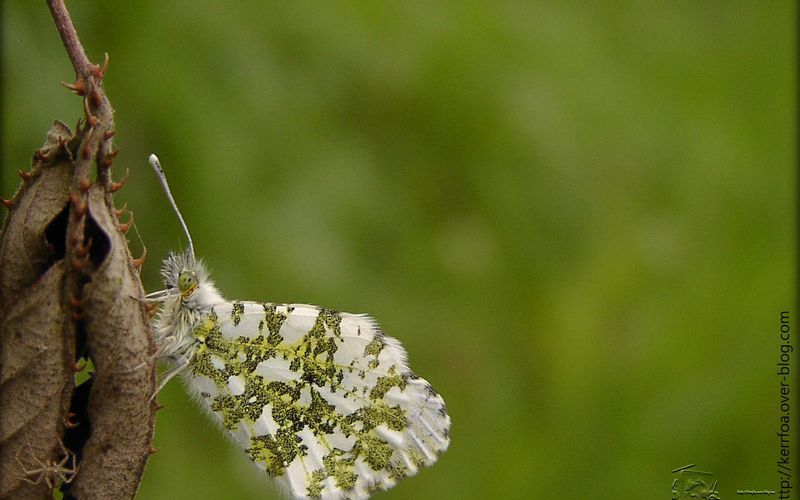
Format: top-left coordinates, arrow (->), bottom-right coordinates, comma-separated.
44,204 -> 70,263
43,204 -> 111,274
75,328 -> 88,365
62,375 -> 93,494
84,212 -> 110,269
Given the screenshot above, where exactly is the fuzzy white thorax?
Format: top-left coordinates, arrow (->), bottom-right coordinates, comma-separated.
153,249 -> 224,366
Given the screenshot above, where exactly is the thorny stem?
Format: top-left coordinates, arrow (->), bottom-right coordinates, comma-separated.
47,0 -> 116,188
46,0 -> 112,319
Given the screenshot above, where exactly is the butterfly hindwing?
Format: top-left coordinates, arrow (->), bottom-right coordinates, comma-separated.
148,158 -> 450,499
181,301 -> 450,499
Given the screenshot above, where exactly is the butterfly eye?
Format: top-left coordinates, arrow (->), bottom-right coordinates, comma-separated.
178,270 -> 198,296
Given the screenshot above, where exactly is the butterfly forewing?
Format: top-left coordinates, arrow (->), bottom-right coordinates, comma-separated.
148,157 -> 449,499
182,301 -> 450,499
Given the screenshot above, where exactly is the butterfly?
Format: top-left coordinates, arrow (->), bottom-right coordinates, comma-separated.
145,155 -> 450,499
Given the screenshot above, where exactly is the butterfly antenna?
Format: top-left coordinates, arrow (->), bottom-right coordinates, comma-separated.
148,154 -> 195,260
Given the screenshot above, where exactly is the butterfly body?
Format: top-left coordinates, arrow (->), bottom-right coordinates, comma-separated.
151,249 -> 450,499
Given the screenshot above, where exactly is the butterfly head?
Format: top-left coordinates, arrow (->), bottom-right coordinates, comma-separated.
177,269 -> 199,298
160,249 -> 211,302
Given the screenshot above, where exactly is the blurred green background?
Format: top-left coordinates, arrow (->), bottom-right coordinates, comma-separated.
2,2 -> 795,499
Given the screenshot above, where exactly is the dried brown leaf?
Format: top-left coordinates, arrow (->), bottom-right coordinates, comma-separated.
0,121 -> 80,500
0,122 -> 76,306
0,261 -> 73,499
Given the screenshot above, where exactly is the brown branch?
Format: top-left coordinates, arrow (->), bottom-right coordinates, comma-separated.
47,0 -> 116,189
47,0 -> 93,79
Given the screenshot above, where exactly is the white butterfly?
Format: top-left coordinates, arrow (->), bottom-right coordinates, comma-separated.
145,155 -> 450,499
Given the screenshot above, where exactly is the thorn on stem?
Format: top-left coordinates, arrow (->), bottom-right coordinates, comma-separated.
83,98 -> 97,127
92,52 -> 110,80
147,447 -> 159,455
18,170 -> 33,180
34,149 -> 50,162
81,139 -> 94,159
72,238 -> 92,271
79,178 -> 92,192
133,248 -> 147,269
75,238 -> 93,259
60,77 -> 86,96
2,197 -> 13,208
109,168 -> 129,193
100,149 -> 119,168
114,203 -> 128,218
71,360 -> 87,372
67,294 -> 85,318
70,192 -> 87,217
118,212 -> 134,234
64,413 -> 80,429
89,88 -> 103,110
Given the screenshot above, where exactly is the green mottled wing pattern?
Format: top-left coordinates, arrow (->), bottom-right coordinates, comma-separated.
183,301 -> 450,499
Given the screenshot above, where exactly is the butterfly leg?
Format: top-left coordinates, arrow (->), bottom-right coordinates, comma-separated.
142,288 -> 177,302
151,356 -> 190,400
